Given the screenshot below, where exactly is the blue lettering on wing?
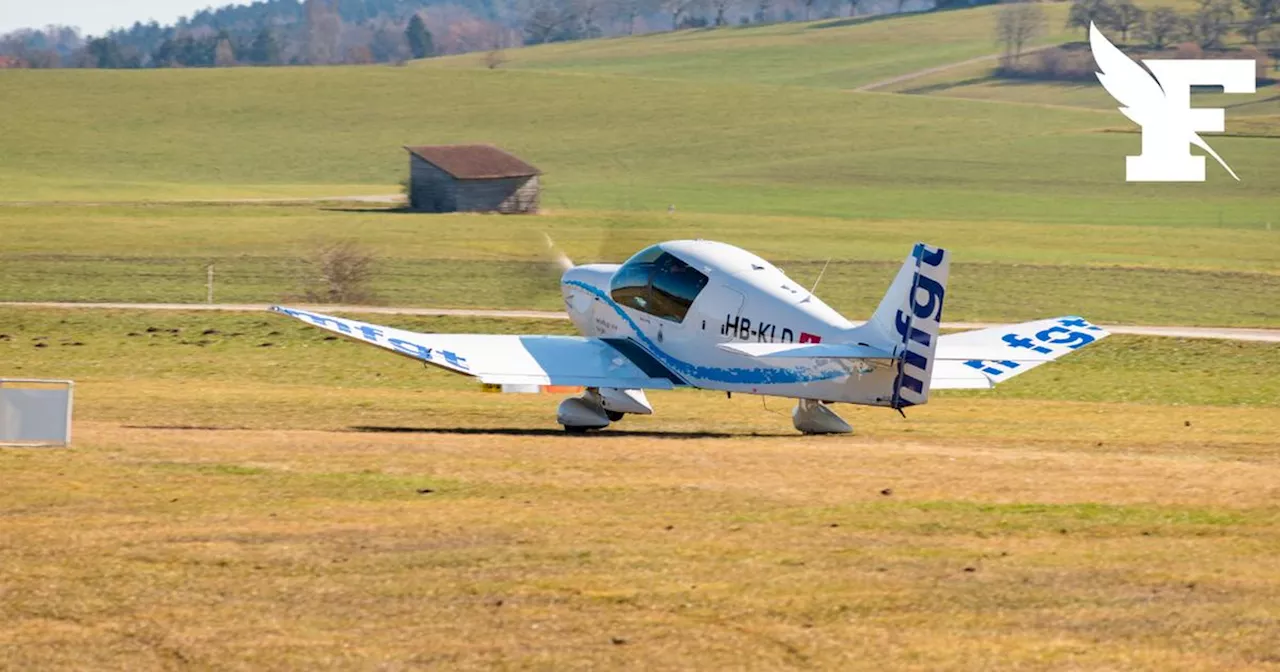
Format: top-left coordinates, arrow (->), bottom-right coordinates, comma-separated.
965,359 -> 1023,376
1059,317 -> 1103,332
388,338 -> 432,360
1036,325 -> 1095,350
440,350 -> 469,370
1003,333 -> 1053,354
282,308 -> 353,334
357,325 -> 383,342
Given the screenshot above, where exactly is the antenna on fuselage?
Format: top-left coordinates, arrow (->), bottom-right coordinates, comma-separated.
801,257 -> 832,302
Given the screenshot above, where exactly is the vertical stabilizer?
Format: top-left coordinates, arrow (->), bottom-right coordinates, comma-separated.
864,243 -> 950,408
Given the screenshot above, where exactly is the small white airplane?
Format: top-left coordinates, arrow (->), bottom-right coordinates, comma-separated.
271,240 -> 1109,434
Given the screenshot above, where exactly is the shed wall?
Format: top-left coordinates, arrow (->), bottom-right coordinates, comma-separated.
455,175 -> 539,214
409,156 -> 458,212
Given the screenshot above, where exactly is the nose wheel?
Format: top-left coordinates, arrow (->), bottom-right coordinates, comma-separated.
557,388 -> 652,432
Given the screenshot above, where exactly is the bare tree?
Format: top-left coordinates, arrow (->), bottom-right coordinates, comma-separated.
1104,0 -> 1145,41
1067,0 -> 1117,36
214,37 -> 236,66
1186,0 -> 1234,48
663,0 -> 705,29
576,0 -> 606,36
300,240 -> 378,304
304,0 -> 342,64
755,0 -> 774,22
710,0 -> 739,25
485,47 -> 507,68
614,0 -> 653,34
523,0 -> 583,43
1240,0 -> 1278,44
1139,6 -> 1182,48
996,0 -> 1045,67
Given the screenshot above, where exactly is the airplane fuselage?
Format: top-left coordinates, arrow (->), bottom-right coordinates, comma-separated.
559,240 -> 900,405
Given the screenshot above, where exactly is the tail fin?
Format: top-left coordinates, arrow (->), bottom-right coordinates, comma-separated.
863,242 -> 950,409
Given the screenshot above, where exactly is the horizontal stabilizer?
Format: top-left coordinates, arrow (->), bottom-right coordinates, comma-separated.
717,341 -> 895,360
935,343 -> 1060,362
932,315 -> 1110,387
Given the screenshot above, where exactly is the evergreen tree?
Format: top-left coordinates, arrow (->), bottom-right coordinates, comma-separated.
405,13 -> 434,58
87,37 -> 126,68
249,27 -> 281,64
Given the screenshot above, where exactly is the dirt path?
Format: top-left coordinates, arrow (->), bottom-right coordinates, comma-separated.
2,301 -> 1276,342
0,195 -> 403,207
856,45 -> 1054,92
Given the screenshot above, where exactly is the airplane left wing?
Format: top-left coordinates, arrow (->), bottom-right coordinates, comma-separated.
270,306 -> 682,389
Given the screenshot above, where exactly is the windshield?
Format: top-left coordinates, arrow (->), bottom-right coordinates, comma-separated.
609,245 -> 708,323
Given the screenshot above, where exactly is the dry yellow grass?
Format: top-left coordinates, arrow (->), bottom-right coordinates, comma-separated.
2,381 -> 1278,670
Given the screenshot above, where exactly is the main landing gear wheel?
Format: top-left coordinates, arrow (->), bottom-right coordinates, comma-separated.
792,399 -> 853,435
557,395 -> 612,433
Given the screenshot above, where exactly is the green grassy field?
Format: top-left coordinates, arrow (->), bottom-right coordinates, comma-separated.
886,56 -> 1280,116
2,308 -> 1279,669
2,5 -> 1280,665
425,5 -> 1080,89
2,7 -> 1277,329
2,6 -> 1278,668
2,308 -> 1278,409
1,205 -> 1277,326
3,50 -> 1278,226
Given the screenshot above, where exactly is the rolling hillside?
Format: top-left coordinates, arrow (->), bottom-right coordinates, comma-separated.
1,4 -> 1275,324
1,52 -> 1276,227
423,5 -> 1077,89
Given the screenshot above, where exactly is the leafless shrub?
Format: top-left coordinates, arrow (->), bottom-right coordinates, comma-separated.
485,48 -> 506,68
1038,46 -> 1068,77
996,0 -> 1046,67
1239,44 -> 1271,80
299,240 -> 378,304
1173,41 -> 1203,59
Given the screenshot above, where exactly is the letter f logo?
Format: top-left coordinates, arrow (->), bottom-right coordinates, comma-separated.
1090,22 -> 1256,182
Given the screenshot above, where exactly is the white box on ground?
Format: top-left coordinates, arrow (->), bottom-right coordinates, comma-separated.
0,379 -> 74,447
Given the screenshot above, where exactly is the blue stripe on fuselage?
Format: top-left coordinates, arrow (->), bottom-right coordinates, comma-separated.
564,279 -> 845,387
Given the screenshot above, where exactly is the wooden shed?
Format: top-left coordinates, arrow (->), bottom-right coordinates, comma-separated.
404,144 -> 541,214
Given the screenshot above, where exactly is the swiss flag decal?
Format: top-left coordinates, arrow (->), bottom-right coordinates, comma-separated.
800,332 -> 822,343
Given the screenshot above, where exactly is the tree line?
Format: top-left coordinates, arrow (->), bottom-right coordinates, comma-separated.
0,0 -> 936,69
996,0 -> 1278,82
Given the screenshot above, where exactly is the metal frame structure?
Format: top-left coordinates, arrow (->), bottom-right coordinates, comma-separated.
0,378 -> 74,447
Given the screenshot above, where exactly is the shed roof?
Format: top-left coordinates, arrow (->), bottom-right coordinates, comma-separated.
404,144 -> 540,180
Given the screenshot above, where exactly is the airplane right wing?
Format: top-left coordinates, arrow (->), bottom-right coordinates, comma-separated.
270,306 -> 684,389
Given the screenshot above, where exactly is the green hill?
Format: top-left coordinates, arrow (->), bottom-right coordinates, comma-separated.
2,57 -> 1276,227
424,6 -> 1075,90
1,5 -> 1276,325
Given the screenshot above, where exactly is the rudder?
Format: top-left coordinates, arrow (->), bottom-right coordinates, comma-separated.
864,242 -> 950,409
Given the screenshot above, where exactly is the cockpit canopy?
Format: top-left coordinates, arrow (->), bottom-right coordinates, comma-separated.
609,245 -> 710,323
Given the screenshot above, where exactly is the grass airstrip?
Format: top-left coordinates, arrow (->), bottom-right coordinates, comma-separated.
2,309 -> 1279,668
1,3 -> 1278,668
